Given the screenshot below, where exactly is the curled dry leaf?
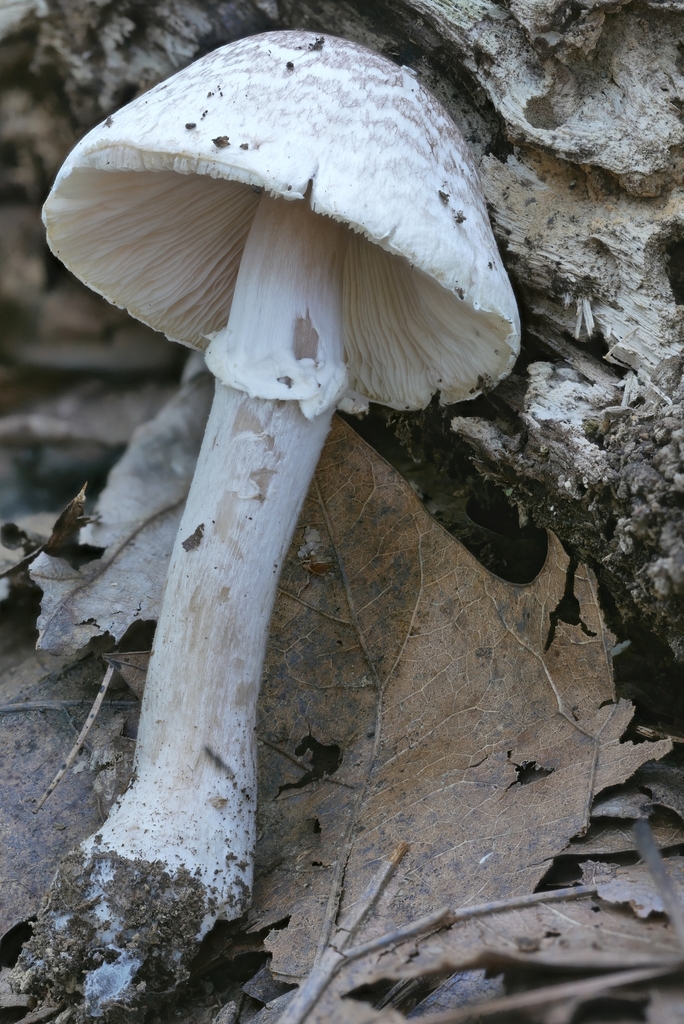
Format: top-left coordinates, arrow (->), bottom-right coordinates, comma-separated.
0,513 -> 56,576
102,651 -> 150,699
566,813 -> 684,856
591,788 -> 655,820
42,483 -> 88,553
0,484 -> 88,581
631,762 -> 684,823
597,857 -> 684,919
346,892 -> 681,1005
590,762 -> 684,823
31,372 -> 213,654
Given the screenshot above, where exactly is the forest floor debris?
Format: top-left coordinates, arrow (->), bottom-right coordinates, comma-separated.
2,414 -> 683,1022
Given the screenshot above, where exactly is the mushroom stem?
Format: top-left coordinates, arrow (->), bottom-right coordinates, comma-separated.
85,193 -> 350,932
89,383 -> 333,922
85,193 -> 349,923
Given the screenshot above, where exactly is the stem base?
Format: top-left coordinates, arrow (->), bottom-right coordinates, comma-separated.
12,848 -> 207,1021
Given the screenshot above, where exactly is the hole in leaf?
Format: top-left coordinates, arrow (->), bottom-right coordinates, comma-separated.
118,619 -> 156,652
278,736 -> 342,794
545,559 -> 597,651
508,760 -> 554,787
464,496 -> 548,584
266,916 -> 291,931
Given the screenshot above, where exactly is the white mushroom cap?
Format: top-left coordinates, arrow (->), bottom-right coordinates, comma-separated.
43,30 -> 520,412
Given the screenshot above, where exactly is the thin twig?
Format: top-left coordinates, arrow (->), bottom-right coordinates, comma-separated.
337,842 -> 409,943
259,736 -> 311,770
413,964 -> 679,1023
0,700 -> 139,713
33,665 -> 115,812
276,884 -> 597,1024
259,736 -> 355,789
277,842 -> 408,1024
276,586 -> 352,626
633,818 -> 684,954
342,884 -> 598,963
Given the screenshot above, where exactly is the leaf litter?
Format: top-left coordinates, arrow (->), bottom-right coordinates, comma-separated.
31,367 -> 213,653
0,654 -> 138,936
0,483 -> 89,579
250,418 -> 670,984
1,412 -> 680,1022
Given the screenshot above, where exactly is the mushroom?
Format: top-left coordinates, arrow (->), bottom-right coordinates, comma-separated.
21,30 -> 520,1013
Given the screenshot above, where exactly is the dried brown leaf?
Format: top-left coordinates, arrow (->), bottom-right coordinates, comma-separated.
258,1000 -> 403,1024
102,651 -> 149,699
633,763 -> 684,822
566,813 -> 684,856
0,483 -> 89,581
43,483 -> 88,554
31,372 -> 213,654
373,966 -> 678,1024
597,857 -> 684,918
248,418 -> 671,982
349,893 -> 680,996
0,513 -> 55,577
407,971 -> 505,1019
592,787 -> 654,819
0,655 -> 135,933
